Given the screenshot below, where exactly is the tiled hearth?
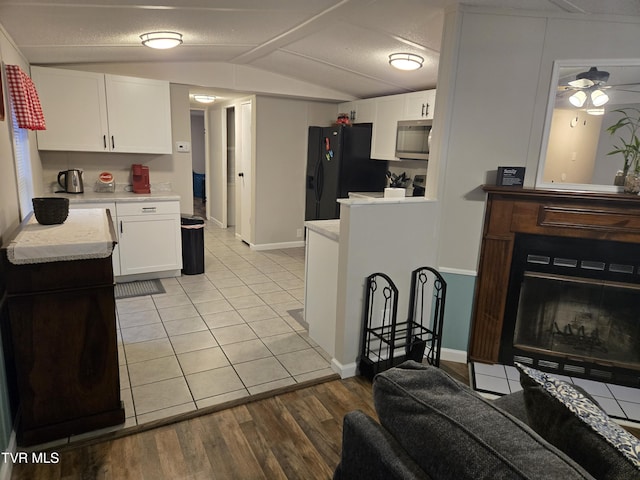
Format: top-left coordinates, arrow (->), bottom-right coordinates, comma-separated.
471,362 -> 640,427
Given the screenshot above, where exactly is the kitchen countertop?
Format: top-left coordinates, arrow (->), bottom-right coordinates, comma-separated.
304,219 -> 340,242
6,209 -> 115,265
52,191 -> 181,203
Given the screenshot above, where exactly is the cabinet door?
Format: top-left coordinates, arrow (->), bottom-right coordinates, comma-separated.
70,203 -> 120,276
371,96 -> 404,160
403,90 -> 436,120
32,67 -> 109,152
118,214 -> 181,276
339,99 -> 375,124
105,75 -> 172,154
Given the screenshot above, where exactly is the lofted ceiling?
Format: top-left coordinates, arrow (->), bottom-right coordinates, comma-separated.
0,0 -> 639,103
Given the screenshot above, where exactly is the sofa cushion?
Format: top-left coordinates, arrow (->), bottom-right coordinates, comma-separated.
333,410 -> 433,480
516,362 -> 640,480
373,361 -> 594,480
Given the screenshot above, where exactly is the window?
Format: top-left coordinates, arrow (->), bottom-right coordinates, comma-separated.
4,67 -> 33,220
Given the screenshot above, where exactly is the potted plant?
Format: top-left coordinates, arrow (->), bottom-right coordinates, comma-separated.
385,172 -> 412,198
606,107 -> 640,193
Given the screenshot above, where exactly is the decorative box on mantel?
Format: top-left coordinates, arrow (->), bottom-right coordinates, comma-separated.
470,186 -> 640,387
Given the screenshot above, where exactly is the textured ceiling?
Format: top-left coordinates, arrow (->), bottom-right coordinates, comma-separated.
0,0 -> 639,100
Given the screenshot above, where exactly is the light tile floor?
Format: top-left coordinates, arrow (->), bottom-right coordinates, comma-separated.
116,225 -> 333,425
38,223 -> 333,447
472,361 -> 640,425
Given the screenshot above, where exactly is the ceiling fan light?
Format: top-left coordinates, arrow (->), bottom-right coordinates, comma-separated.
389,53 -> 424,71
591,89 -> 609,107
140,31 -> 183,49
587,107 -> 605,116
193,94 -> 216,104
569,90 -> 587,108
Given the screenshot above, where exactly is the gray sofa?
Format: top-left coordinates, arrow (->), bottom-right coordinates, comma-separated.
333,361 -> 640,480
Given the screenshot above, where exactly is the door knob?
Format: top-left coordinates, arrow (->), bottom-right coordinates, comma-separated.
238,172 -> 244,177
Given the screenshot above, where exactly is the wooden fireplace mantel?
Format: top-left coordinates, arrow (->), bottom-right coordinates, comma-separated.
469,186 -> 640,364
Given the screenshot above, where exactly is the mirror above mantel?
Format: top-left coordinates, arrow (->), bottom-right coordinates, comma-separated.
536,59 -> 640,192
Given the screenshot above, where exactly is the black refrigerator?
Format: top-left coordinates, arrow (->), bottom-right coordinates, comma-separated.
305,123 -> 388,221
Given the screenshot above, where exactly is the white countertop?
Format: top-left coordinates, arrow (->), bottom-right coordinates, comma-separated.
6,209 -> 115,265
339,195 -> 436,206
54,191 -> 181,203
304,219 -> 340,242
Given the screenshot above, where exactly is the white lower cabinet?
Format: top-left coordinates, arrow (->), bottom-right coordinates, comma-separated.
72,200 -> 181,278
304,228 -> 339,357
116,201 -> 182,277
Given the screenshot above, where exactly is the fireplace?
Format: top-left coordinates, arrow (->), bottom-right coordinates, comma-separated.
498,234 -> 640,386
470,187 -> 640,388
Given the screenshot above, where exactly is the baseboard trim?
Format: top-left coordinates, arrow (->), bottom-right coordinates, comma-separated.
0,429 -> 16,480
208,217 -> 224,228
251,240 -> 305,251
331,359 -> 358,379
440,348 -> 467,364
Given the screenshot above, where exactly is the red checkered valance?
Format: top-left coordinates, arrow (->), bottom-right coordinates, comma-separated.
5,64 -> 46,131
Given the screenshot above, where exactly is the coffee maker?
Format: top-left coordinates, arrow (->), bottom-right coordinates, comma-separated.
132,164 -> 150,194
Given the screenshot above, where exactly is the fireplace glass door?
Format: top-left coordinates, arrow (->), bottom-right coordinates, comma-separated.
514,272 -> 640,370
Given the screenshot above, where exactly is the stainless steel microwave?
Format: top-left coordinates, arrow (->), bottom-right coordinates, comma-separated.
395,119 -> 432,160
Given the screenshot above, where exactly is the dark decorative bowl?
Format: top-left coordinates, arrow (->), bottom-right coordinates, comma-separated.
32,197 -> 69,225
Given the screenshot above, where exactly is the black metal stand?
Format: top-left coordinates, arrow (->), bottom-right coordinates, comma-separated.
359,267 -> 447,380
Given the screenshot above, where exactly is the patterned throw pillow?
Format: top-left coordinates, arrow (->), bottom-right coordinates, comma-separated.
516,362 -> 640,480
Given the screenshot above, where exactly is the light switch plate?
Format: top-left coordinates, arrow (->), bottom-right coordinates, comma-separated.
176,141 -> 191,153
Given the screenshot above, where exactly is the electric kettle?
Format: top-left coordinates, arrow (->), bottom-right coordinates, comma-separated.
57,169 -> 84,194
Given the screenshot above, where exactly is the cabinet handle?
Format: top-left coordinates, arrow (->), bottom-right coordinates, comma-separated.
103,135 -> 107,150
111,135 -> 115,149
120,220 -> 123,234
142,207 -> 157,213
425,103 -> 429,117
350,110 -> 356,122
421,104 -> 425,117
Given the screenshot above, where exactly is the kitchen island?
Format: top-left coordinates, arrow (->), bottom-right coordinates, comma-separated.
304,195 -> 439,378
1,209 -> 125,445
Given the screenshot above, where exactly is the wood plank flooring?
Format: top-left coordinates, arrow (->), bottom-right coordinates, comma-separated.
10,374 -> 378,480
10,361 -> 637,479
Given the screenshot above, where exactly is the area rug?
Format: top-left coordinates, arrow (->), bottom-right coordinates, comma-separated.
287,308 -> 308,329
114,279 -> 166,299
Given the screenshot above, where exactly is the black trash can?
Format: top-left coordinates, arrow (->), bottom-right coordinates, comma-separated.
180,214 -> 205,275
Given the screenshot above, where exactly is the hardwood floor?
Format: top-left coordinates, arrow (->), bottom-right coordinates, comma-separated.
13,361 -> 637,479
10,375 -> 376,480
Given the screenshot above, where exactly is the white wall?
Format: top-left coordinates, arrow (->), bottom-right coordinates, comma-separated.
434,7 -> 640,273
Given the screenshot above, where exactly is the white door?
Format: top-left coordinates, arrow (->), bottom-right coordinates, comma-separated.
238,101 -> 252,244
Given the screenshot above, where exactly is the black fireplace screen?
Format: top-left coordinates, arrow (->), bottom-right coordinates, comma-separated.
514,272 -> 640,369
500,234 -> 640,386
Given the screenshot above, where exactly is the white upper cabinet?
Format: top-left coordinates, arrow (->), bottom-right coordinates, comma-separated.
403,90 -> 436,120
370,95 -> 404,161
31,66 -> 172,154
339,98 -> 376,124
105,75 -> 172,154
32,67 -> 109,152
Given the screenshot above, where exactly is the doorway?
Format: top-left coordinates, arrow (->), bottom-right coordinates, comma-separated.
238,101 -> 252,244
190,110 -> 206,218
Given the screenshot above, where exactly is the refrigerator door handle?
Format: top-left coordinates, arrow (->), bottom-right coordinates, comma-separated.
317,160 -> 324,201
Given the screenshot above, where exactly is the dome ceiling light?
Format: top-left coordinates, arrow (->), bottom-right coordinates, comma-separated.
140,31 -> 183,50
389,53 -> 424,71
193,95 -> 216,104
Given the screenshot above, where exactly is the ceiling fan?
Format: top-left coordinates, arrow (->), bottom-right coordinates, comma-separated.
557,66 -> 640,112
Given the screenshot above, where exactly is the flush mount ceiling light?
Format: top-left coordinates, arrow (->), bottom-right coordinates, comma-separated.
389,53 -> 424,71
193,94 -> 216,104
140,31 -> 183,49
